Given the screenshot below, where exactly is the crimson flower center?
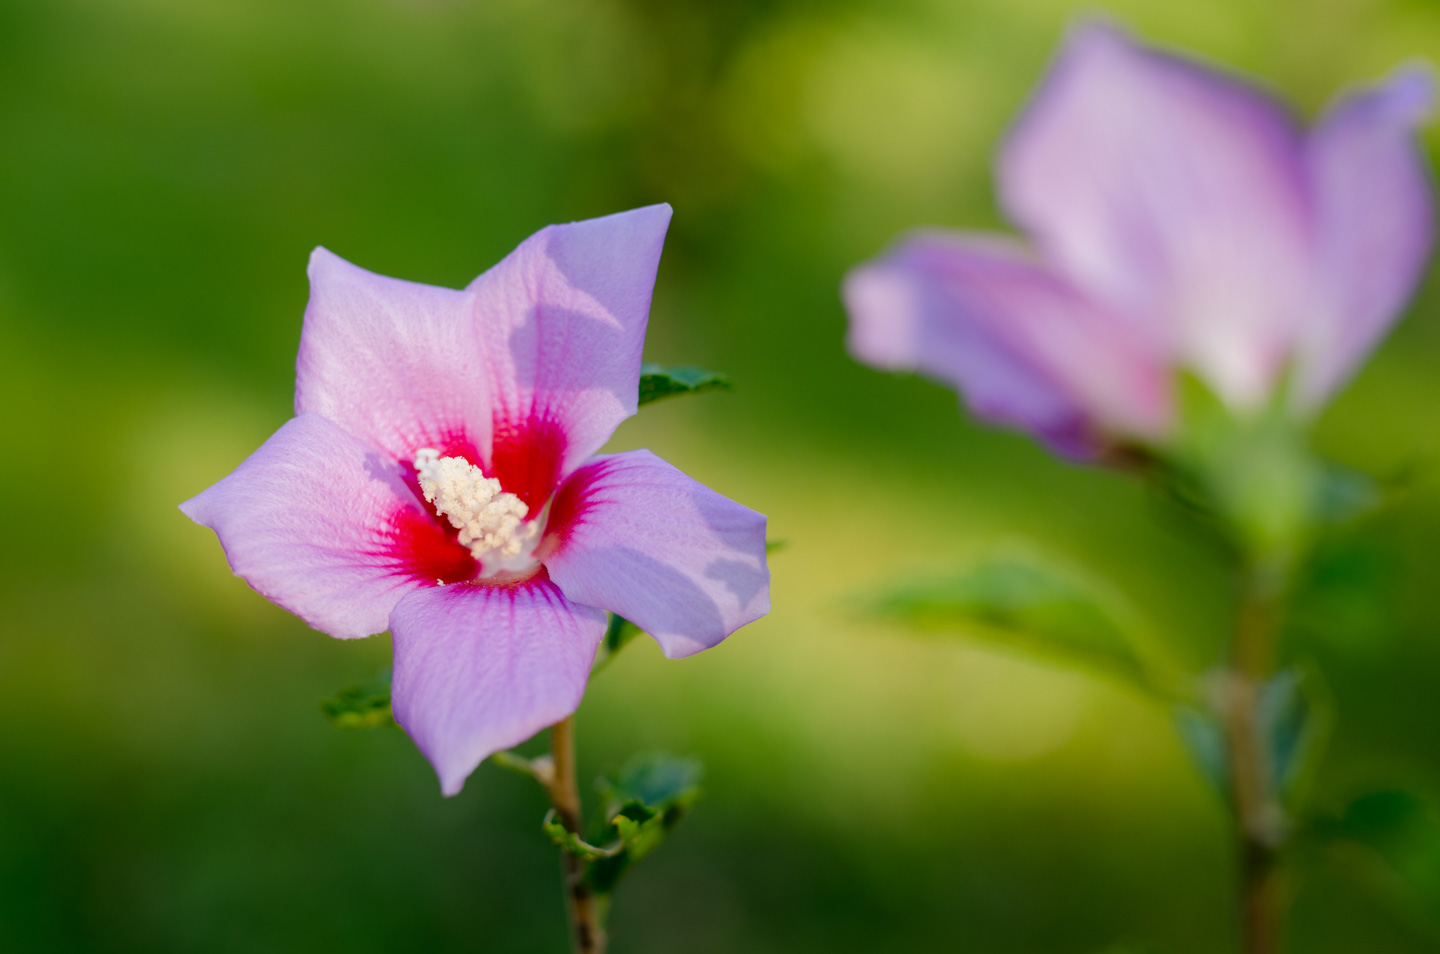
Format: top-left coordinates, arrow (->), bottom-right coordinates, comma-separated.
413,448 -> 542,579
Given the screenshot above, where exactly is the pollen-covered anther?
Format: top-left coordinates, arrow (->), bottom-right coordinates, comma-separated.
413,448 -> 540,563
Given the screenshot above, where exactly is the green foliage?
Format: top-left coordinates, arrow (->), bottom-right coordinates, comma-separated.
1171,666 -> 1330,808
1259,665 -> 1332,803
869,556 -> 1162,693
1163,372 -> 1320,566
637,363 -> 733,406
1318,790 -> 1440,935
540,752 -> 703,898
542,811 -> 620,862
1312,463 -> 1384,527
319,671 -> 396,729
1160,373 -> 1396,563
591,614 -> 644,674
587,753 -> 703,895
1172,705 -> 1230,799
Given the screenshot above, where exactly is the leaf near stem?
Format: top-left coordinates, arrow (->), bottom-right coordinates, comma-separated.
320,670 -> 396,729
637,363 -> 733,406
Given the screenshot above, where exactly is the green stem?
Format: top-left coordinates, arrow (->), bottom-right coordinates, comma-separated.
548,715 -> 606,954
1223,562 -> 1287,954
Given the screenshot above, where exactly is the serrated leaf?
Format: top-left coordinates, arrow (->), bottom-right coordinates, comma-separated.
1172,705 -> 1230,798
542,811 -> 619,862
637,363 -> 733,406
1321,790 -> 1440,934
605,752 -> 704,810
870,557 -> 1156,691
319,671 -> 396,729
585,753 -> 704,895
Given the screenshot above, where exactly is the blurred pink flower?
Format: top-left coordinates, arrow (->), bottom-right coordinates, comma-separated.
182,205 -> 770,795
843,23 -> 1435,457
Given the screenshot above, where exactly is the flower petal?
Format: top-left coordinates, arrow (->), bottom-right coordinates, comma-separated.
179,413 -> 472,640
543,450 -> 770,659
389,575 -> 606,796
467,204 -> 673,511
844,233 -> 1170,453
295,247 -> 490,467
1295,66 -> 1436,407
1000,22 -> 1312,408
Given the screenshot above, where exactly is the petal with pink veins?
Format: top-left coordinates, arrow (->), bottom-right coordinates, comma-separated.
179,413 -> 473,640
543,450 -> 770,659
468,204 -> 673,511
1296,66 -> 1436,407
1000,22 -> 1312,409
295,247 -> 490,467
389,575 -> 607,796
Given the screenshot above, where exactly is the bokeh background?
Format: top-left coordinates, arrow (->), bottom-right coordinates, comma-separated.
4,0 -> 1440,951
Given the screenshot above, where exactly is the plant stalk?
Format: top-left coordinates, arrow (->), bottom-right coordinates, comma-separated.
548,715 -> 606,954
1223,565 -> 1286,954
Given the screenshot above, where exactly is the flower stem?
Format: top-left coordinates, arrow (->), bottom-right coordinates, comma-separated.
548,715 -> 606,954
1223,564 -> 1287,954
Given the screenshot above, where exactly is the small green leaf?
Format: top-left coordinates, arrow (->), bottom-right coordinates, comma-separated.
765,539 -> 788,554
1259,665 -> 1331,803
542,810 -> 620,862
1172,666 -> 1330,807
869,556 -> 1160,692
585,753 -> 704,895
604,752 -> 704,811
637,363 -> 733,406
592,614 -> 644,674
1319,790 -> 1440,935
1172,705 -> 1230,798
320,671 -> 396,729
1313,463 -> 1383,526
604,614 -> 642,656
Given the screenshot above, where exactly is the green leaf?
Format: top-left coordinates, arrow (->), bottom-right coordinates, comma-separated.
1171,666 -> 1330,807
319,671 -> 396,729
1172,705 -> 1230,798
604,751 -> 704,810
1313,463 -> 1383,526
637,363 -> 733,406
1259,665 -> 1331,803
542,810 -> 620,862
591,614 -> 644,674
604,614 -> 642,657
1319,790 -> 1440,935
586,753 -> 704,895
868,556 -> 1160,692
765,539 -> 788,554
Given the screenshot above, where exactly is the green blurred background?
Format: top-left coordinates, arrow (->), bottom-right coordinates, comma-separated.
4,0 -> 1440,951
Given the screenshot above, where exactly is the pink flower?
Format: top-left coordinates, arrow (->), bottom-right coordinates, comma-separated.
181,205 -> 770,795
843,23 -> 1435,458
